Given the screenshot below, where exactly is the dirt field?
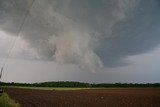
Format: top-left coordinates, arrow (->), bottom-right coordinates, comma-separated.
4,88 -> 160,107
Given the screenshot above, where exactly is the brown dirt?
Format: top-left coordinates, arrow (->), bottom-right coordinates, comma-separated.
4,88 -> 160,107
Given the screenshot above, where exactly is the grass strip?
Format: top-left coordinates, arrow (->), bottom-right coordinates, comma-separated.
0,92 -> 20,107
3,86 -> 91,91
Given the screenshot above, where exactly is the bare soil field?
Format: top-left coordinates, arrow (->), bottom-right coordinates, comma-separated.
4,88 -> 160,107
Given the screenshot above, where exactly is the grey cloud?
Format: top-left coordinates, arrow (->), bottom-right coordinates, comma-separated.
0,0 -> 33,34
0,0 -> 160,72
97,0 -> 160,67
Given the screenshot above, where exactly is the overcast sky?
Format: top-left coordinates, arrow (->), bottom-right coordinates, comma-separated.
0,0 -> 160,83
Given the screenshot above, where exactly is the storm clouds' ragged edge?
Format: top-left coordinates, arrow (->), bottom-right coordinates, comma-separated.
0,0 -> 160,72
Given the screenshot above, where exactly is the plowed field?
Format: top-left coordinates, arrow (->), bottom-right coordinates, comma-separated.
5,88 -> 160,107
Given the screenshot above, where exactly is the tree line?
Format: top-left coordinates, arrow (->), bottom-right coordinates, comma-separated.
0,81 -> 160,88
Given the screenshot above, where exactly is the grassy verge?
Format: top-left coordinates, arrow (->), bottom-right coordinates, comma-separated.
0,92 -> 20,107
3,86 -> 91,91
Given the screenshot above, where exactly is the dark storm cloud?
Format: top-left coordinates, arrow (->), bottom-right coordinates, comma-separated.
0,0 -> 160,71
0,0 -> 33,34
96,0 -> 160,67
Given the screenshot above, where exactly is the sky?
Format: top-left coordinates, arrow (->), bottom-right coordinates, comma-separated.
0,0 -> 160,83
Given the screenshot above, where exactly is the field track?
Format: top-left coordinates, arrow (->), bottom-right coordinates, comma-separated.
5,88 -> 160,107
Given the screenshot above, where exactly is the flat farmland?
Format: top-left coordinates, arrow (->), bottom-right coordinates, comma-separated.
4,88 -> 160,107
